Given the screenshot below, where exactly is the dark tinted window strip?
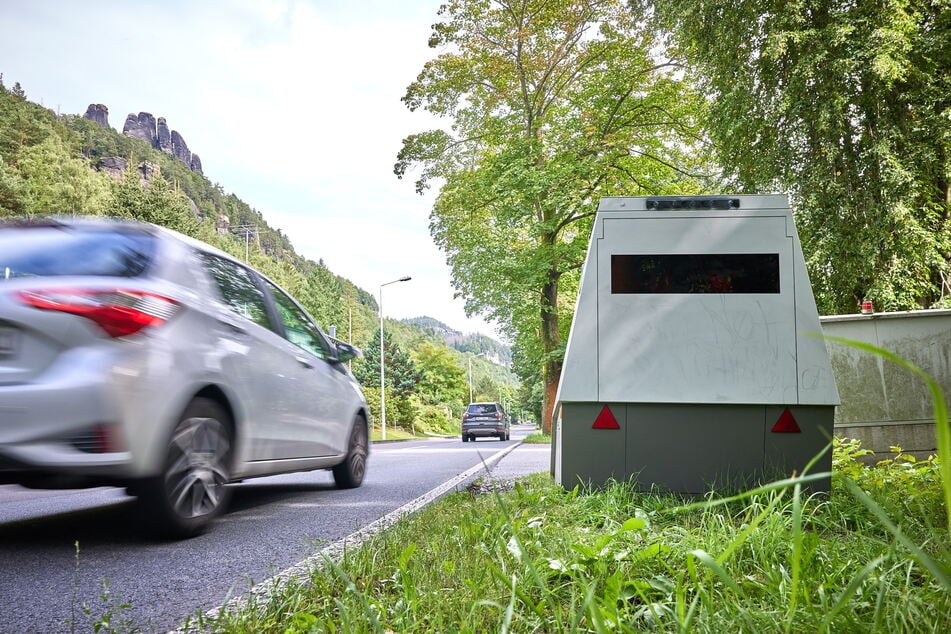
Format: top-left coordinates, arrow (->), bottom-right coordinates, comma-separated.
611,254 -> 780,294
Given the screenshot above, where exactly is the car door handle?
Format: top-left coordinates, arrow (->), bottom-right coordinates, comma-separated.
295,356 -> 314,369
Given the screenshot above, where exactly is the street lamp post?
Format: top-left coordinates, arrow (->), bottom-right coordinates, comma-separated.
379,276 -> 411,440
468,353 -> 486,403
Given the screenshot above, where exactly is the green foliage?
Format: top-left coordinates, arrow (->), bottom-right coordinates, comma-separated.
104,163 -> 198,234
209,448 -> 950,632
834,438 -> 947,542
522,432 -> 551,444
649,0 -> 951,314
411,341 -> 468,412
397,0 -> 709,431
0,155 -> 27,214
353,329 -> 422,396
401,316 -> 513,366
0,81 -> 56,163
0,79 -> 522,428
16,135 -> 113,216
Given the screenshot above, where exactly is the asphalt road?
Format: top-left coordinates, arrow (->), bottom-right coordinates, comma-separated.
0,425 -> 548,633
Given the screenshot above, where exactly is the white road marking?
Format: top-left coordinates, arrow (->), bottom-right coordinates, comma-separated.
170,440 -> 523,633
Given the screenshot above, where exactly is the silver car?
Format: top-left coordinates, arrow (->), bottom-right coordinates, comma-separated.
0,217 -> 370,537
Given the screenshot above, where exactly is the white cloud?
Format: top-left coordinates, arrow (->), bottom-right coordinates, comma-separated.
0,0 -> 503,339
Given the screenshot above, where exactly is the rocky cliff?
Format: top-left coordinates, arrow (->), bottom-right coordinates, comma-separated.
83,104 -> 202,175
120,111 -> 203,174
83,104 -> 109,127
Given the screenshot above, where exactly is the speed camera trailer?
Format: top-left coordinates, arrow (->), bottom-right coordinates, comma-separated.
553,194 -> 838,493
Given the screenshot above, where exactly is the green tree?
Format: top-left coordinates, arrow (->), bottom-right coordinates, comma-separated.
0,156 -> 28,215
353,329 -> 422,396
0,82 -> 56,164
411,341 -> 468,411
17,134 -> 112,216
107,164 -> 198,234
648,0 -> 951,314
396,0 -> 708,432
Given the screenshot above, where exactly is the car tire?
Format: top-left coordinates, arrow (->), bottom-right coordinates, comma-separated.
462,434 -> 468,443
139,398 -> 233,539
333,415 -> 368,489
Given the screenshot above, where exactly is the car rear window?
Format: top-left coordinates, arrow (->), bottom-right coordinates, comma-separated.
0,225 -> 155,279
467,404 -> 498,414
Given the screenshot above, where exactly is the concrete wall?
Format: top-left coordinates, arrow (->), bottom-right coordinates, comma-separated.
821,309 -> 951,459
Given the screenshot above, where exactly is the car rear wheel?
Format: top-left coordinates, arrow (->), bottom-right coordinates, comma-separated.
333,415 -> 368,489
139,398 -> 233,539
462,434 -> 468,443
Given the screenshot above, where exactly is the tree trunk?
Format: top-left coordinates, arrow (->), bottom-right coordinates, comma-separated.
539,266 -> 561,435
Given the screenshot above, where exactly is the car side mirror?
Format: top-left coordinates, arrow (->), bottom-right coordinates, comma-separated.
334,341 -> 362,363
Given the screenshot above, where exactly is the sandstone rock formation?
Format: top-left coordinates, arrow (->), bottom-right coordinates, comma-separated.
95,156 -> 128,179
87,107 -> 205,176
156,117 -> 172,154
83,104 -> 109,127
123,112 -> 157,145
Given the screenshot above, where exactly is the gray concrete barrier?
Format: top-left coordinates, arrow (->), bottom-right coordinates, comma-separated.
822,309 -> 951,460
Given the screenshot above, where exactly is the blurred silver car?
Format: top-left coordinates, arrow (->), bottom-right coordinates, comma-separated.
0,217 -> 370,537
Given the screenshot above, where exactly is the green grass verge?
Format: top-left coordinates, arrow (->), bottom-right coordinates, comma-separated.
197,441 -> 949,633
369,426 -> 419,442
522,432 -> 552,444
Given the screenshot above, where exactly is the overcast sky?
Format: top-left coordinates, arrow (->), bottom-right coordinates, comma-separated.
0,0 -> 504,339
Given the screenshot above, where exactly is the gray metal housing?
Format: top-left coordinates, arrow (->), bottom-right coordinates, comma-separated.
553,194 -> 838,492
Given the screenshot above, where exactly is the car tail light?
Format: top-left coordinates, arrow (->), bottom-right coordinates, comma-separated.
495,412 -> 503,420
16,288 -> 180,337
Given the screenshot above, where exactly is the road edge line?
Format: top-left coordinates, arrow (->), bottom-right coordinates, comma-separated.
171,439 -> 524,633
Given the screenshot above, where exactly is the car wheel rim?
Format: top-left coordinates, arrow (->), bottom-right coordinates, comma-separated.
165,416 -> 230,519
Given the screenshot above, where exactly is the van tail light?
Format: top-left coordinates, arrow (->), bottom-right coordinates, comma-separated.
496,412 -> 503,420
16,289 -> 180,337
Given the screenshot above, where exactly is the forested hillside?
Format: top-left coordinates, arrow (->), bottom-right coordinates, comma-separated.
0,77 -> 521,432
401,316 -> 512,366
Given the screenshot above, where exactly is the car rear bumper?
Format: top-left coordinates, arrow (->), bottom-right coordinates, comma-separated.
0,346 -> 179,484
463,425 -> 506,437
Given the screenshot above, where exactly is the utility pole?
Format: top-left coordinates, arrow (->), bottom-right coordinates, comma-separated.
230,225 -> 259,261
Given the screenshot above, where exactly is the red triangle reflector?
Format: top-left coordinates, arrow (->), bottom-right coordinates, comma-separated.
772,408 -> 801,433
593,406 -> 620,430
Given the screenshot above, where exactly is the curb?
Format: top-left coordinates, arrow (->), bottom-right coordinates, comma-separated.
171,439 -> 524,632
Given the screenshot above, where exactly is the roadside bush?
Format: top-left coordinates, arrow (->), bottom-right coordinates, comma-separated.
388,394 -> 422,433
833,437 -> 945,545
414,402 -> 457,435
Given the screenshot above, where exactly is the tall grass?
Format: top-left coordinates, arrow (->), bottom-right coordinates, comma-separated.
204,449 -> 948,633
198,337 -> 950,633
